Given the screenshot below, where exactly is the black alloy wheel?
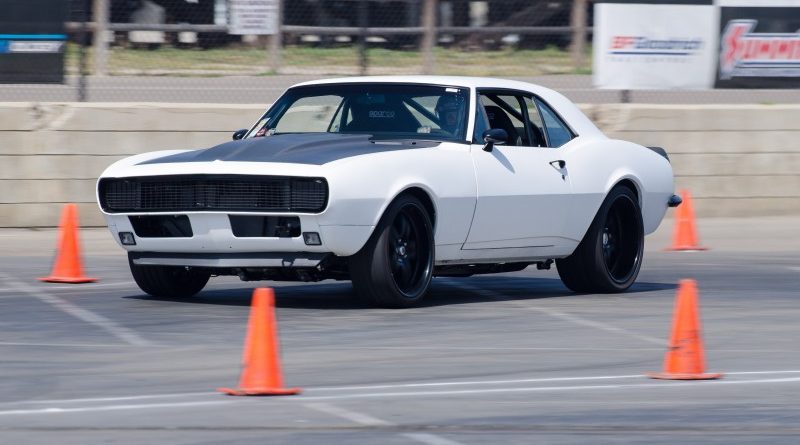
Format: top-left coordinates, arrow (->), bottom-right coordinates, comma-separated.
556,186 -> 644,293
350,194 -> 435,308
601,196 -> 641,285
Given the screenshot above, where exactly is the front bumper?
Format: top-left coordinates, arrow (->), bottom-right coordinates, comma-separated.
104,213 -> 374,260
129,251 -> 330,268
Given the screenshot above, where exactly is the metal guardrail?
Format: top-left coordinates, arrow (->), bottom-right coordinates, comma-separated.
66,22 -> 590,36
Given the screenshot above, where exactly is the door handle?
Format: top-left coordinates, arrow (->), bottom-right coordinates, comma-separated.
550,160 -> 566,169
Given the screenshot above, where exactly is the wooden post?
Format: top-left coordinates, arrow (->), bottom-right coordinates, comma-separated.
269,0 -> 283,73
357,0 -> 368,75
92,0 -> 109,76
421,0 -> 437,74
570,0 -> 587,72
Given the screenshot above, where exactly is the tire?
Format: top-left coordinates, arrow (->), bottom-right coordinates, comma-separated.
556,185 -> 644,293
350,194 -> 435,308
128,253 -> 210,298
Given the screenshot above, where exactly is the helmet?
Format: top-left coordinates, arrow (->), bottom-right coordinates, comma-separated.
434,94 -> 464,134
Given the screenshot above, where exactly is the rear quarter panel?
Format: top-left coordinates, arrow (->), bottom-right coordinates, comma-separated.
562,138 -> 674,243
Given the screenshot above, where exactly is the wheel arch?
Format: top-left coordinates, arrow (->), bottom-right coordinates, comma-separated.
613,178 -> 641,207
376,184 -> 438,231
606,174 -> 643,208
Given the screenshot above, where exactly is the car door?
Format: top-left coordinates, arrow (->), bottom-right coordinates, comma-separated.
463,91 -> 574,255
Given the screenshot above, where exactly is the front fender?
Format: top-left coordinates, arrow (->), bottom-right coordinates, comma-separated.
318,145 -> 476,254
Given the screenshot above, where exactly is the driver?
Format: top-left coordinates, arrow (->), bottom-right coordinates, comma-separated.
434,94 -> 464,135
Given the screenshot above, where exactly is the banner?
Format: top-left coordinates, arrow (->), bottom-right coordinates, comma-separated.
716,6 -> 800,88
593,2 -> 717,90
228,0 -> 279,35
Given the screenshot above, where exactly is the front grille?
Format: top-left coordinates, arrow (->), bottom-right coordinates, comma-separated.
99,175 -> 328,213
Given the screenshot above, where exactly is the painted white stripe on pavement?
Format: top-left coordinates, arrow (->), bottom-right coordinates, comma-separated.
0,281 -> 134,294
6,370 -> 800,409
299,376 -> 800,402
0,392 -> 217,408
312,374 -> 644,391
0,274 -> 152,347
0,341 -> 136,348
449,281 -> 666,346
304,402 -> 392,426
304,403 -> 466,445
0,401 -> 230,416
403,433 -> 465,445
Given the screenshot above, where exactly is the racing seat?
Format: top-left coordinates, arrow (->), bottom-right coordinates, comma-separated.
483,105 -> 523,146
343,98 -> 418,133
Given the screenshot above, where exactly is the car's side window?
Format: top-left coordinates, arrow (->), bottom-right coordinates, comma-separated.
535,98 -> 574,148
478,94 -> 528,146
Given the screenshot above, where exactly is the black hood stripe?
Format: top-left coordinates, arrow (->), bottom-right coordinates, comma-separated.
139,133 -> 440,166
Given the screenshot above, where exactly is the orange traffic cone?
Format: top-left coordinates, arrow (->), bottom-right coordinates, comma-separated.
218,288 -> 301,396
666,189 -> 707,251
38,204 -> 97,284
647,280 -> 722,380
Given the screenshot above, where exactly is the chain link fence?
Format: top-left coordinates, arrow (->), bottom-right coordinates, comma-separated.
1,0 -> 799,104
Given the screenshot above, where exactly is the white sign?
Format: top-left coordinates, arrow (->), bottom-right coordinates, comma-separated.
8,41 -> 64,53
228,0 -> 278,35
593,3 -> 718,90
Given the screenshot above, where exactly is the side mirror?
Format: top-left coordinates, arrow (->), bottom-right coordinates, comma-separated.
232,128 -> 248,141
482,128 -> 508,152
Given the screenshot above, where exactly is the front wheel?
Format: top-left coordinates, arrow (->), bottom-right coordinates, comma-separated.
128,253 -> 210,298
556,185 -> 644,293
350,194 -> 435,308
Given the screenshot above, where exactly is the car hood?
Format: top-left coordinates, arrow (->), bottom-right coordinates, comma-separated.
138,133 -> 441,166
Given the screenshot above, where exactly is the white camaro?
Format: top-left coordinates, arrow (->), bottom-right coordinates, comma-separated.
97,76 -> 679,307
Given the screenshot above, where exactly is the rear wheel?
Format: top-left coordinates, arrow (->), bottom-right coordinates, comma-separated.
128,253 -> 210,298
350,194 -> 434,308
556,186 -> 644,293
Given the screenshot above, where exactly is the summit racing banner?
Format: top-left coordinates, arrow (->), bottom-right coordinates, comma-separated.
716,6 -> 800,88
593,1 -> 717,90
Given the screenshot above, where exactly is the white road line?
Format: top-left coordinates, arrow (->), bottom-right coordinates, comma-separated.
304,402 -> 466,445
33,281 -> 133,291
4,370 -> 800,412
448,281 -> 666,346
727,370 -> 800,376
0,401 -> 230,416
299,376 -> 800,402
0,392 -> 217,408
311,369 -> 800,392
312,374 -> 644,391
0,341 -> 137,348
304,402 -> 392,426
0,281 -> 135,295
403,433 -> 465,445
0,274 -> 152,347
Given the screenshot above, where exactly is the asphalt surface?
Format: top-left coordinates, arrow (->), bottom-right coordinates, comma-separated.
1,217 -> 799,444
4,74 -> 800,104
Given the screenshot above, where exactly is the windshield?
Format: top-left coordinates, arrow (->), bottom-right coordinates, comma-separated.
246,83 -> 470,143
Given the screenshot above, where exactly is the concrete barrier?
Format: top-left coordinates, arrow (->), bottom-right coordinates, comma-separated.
1,102 -> 798,227
583,104 -> 800,217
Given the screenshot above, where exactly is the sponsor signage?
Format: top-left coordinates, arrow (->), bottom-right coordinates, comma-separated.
716,6 -> 800,88
228,0 -> 279,35
0,1 -> 67,83
593,1 -> 717,90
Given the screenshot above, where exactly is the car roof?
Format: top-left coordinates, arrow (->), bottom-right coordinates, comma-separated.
290,76 -> 605,139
